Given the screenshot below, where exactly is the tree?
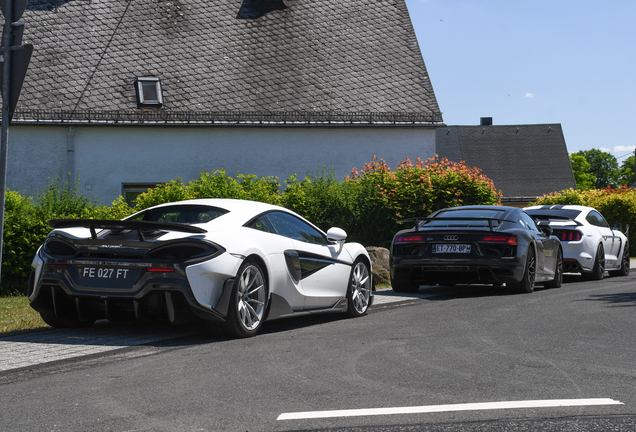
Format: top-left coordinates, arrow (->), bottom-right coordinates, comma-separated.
618,155 -> 635,187
569,153 -> 596,190
571,149 -> 619,189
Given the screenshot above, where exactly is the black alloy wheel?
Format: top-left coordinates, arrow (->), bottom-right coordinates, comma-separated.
586,244 -> 605,281
510,247 -> 536,294
544,248 -> 563,288
609,242 -> 630,277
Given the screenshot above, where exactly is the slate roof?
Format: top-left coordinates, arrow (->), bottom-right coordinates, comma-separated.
436,123 -> 576,202
13,0 -> 443,126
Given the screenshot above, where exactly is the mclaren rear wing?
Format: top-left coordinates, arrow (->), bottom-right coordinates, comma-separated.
49,219 -> 207,241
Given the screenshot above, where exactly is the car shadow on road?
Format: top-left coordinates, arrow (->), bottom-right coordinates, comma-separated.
584,291 -> 636,307
391,275 -> 589,301
0,321 -> 207,347
411,284 -> 511,300
0,313 -> 356,349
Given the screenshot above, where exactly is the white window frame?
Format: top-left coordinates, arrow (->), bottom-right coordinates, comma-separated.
134,76 -> 163,108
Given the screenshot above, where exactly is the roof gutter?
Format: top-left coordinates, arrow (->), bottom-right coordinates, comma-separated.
6,109 -> 445,127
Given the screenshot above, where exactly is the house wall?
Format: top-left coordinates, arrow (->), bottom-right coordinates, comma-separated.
8,125 -> 436,204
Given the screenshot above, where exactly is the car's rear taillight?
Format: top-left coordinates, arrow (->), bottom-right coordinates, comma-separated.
394,235 -> 425,244
553,229 -> 582,241
148,242 -> 218,260
481,235 -> 517,245
44,240 -> 77,257
147,268 -> 175,272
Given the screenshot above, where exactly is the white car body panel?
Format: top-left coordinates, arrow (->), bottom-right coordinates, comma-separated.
29,198 -> 373,334
525,205 -> 629,274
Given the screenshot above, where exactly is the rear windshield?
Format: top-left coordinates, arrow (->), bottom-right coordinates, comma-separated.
526,209 -> 581,221
424,209 -> 506,227
128,205 -> 228,224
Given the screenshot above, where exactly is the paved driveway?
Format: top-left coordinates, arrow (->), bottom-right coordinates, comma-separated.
3,259 -> 634,373
0,290 -> 417,372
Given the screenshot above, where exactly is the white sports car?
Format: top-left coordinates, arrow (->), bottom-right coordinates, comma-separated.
524,205 -> 630,279
28,199 -> 373,337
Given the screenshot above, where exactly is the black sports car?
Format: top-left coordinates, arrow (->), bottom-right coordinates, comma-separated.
390,205 -> 563,293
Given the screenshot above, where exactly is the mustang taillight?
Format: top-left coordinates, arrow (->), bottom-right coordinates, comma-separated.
481,235 -> 517,245
44,240 -> 77,257
554,229 -> 582,241
394,235 -> 425,243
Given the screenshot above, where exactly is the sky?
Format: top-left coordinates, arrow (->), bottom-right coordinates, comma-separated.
404,0 -> 636,163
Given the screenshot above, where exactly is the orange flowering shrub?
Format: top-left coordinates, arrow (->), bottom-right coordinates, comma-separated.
342,155 -> 501,247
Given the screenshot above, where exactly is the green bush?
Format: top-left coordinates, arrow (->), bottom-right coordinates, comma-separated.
1,190 -> 49,295
0,178 -> 128,296
132,170 -> 282,211
282,168 -> 353,232
284,156 -> 501,248
534,186 -> 636,256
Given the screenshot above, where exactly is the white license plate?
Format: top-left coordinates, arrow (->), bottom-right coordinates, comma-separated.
433,244 -> 471,253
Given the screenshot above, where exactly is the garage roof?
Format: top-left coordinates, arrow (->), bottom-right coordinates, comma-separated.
436,123 -> 576,203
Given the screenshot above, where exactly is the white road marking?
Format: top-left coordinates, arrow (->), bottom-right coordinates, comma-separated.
277,398 -> 624,420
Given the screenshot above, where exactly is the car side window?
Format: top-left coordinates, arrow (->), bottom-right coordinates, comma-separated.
246,216 -> 272,233
520,212 -> 540,232
264,212 -> 328,245
586,211 -> 609,228
133,205 -> 228,224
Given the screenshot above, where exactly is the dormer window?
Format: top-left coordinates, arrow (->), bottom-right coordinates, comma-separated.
134,76 -> 163,109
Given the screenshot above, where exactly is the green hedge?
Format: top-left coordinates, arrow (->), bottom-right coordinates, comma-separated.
1,157 -> 502,295
533,186 -> 636,256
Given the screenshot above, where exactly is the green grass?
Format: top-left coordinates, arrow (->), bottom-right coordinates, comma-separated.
0,295 -> 49,336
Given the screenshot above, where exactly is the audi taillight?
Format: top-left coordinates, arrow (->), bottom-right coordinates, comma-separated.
481,235 -> 517,245
554,229 -> 582,241
394,235 -> 425,244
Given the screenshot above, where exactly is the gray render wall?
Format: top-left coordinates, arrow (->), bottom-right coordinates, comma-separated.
8,125 -> 436,204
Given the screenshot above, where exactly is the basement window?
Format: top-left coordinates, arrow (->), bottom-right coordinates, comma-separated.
122,183 -> 160,206
134,76 -> 163,108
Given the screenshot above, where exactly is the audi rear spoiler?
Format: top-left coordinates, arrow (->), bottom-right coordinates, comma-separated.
49,219 -> 207,241
398,217 -> 508,232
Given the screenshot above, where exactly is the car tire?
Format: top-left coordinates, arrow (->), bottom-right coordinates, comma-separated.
510,247 -> 536,294
586,244 -> 605,281
346,259 -> 372,317
544,248 -> 563,288
224,258 -> 268,338
39,310 -> 96,328
391,279 -> 420,293
26,271 -> 35,298
609,242 -> 630,277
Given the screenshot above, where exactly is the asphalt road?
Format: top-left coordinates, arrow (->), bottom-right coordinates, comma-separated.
1,270 -> 635,432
